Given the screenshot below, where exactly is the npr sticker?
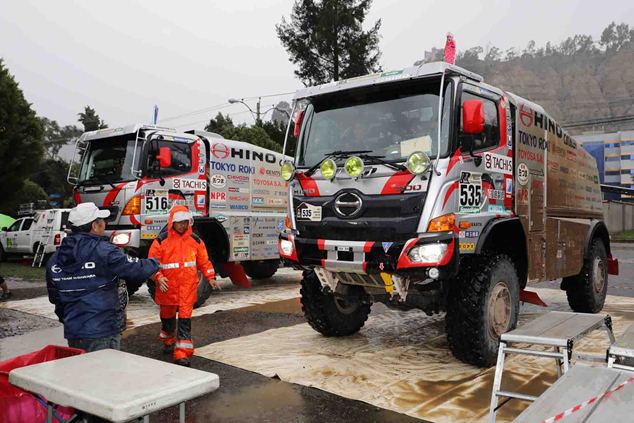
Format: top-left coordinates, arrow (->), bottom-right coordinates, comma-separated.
210,192 -> 226,202
296,202 -> 322,222
484,152 -> 513,175
459,171 -> 483,214
173,178 -> 207,191
517,163 -> 529,186
210,174 -> 226,188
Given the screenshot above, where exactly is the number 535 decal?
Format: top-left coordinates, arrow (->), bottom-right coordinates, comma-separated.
459,171 -> 483,214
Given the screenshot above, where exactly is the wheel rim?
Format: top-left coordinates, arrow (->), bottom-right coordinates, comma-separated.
334,296 -> 359,315
592,257 -> 606,294
488,282 -> 512,338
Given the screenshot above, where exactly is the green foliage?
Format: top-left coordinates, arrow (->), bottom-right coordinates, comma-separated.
204,112 -> 282,152
204,112 -> 234,134
3,180 -> 48,216
78,106 -> 107,132
39,117 -> 82,157
32,158 -> 73,207
276,0 -> 382,86
0,59 -> 44,215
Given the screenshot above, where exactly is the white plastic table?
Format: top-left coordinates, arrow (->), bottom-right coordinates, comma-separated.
9,349 -> 219,422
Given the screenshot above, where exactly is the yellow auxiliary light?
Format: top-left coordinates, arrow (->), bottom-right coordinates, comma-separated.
281,162 -> 295,181
344,156 -> 364,178
320,159 -> 337,180
406,151 -> 431,175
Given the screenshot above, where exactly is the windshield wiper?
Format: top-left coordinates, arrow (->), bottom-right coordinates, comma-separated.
355,153 -> 406,172
304,150 -> 372,176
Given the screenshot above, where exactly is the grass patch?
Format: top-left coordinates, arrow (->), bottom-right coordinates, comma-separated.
0,262 -> 46,280
613,229 -> 634,242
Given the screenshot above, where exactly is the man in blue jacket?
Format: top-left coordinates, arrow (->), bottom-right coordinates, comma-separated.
46,202 -> 159,352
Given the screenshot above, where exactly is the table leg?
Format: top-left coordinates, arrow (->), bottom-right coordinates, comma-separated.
179,402 -> 185,423
47,403 -> 53,423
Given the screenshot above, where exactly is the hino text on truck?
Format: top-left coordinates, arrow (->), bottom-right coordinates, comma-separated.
278,61 -> 619,366
68,125 -> 288,306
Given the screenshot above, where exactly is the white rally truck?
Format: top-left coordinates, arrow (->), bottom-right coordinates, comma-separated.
68,124 -> 288,306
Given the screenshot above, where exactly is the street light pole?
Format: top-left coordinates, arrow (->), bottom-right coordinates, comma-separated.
228,97 -> 262,123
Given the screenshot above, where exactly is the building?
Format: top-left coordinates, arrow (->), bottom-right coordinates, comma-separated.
577,130 -> 634,201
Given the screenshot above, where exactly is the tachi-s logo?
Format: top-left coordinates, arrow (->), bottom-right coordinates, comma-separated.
212,143 -> 229,159
519,105 -> 534,127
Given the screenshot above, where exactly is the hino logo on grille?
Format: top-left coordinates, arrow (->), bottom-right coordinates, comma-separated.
334,192 -> 362,217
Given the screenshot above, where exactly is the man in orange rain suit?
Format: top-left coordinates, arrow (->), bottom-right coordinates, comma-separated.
148,205 -> 218,366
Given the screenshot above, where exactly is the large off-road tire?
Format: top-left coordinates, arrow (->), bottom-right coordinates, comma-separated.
242,260 -> 279,279
563,239 -> 608,313
446,254 -> 520,367
125,280 -> 143,297
147,279 -> 156,302
300,269 -> 371,336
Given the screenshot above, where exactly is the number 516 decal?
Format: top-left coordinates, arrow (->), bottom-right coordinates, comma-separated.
459,171 -> 483,214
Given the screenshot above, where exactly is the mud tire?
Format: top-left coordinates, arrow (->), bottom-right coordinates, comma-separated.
446,254 -> 520,367
563,239 -> 607,313
125,280 -> 143,297
194,273 -> 213,308
242,260 -> 279,279
147,279 -> 156,302
300,269 -> 371,336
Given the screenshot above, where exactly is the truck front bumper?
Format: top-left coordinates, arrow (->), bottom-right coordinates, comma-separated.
279,232 -> 458,278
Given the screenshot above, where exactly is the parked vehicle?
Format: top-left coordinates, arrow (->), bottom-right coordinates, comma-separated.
0,208 -> 70,261
278,61 -> 618,366
68,125 -> 289,306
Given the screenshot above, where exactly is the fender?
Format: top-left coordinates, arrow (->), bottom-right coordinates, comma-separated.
474,217 -> 525,254
583,219 -> 611,258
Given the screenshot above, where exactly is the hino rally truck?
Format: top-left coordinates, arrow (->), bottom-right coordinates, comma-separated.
278,61 -> 619,366
68,124 -> 288,306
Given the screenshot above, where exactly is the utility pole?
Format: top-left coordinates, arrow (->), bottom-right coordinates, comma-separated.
256,97 -> 261,123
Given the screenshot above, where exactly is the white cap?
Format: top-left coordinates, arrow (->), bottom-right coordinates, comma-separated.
172,210 -> 193,223
69,202 -> 110,227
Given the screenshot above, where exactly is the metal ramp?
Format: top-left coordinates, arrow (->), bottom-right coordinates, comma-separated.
608,322 -> 634,371
489,311 -> 616,423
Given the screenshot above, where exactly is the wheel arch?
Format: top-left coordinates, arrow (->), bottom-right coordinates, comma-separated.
193,217 -> 230,264
584,220 -> 611,258
475,217 -> 528,288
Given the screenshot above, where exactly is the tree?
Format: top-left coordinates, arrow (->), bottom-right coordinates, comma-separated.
204,112 -> 234,134
4,180 -> 48,216
276,0 -> 382,86
78,106 -> 107,132
39,117 -> 82,157
0,59 -> 44,215
260,119 -> 287,148
32,158 -> 74,207
204,112 -> 282,152
484,46 -> 502,62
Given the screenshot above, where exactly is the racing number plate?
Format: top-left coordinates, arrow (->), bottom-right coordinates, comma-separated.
296,202 -> 322,222
145,189 -> 169,214
459,171 -> 483,214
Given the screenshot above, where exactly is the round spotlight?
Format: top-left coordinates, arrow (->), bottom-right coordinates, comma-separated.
281,162 -> 295,181
344,156 -> 364,178
320,159 -> 337,180
406,151 -> 431,175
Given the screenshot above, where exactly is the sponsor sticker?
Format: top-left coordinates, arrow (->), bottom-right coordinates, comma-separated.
211,174 -> 226,188
296,202 -> 322,222
382,242 -> 393,253
145,225 -> 162,231
459,242 -> 476,252
459,171 -> 483,214
141,233 -> 158,239
517,163 -> 529,186
230,204 -> 249,210
488,189 -> 505,201
173,178 -> 207,191
252,197 -> 265,205
229,187 -> 250,193
210,191 -> 226,202
505,178 -> 513,194
484,152 -> 513,175
488,204 -> 506,213
459,230 -> 479,238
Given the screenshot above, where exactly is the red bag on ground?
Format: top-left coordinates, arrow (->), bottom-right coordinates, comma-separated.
0,345 -> 84,423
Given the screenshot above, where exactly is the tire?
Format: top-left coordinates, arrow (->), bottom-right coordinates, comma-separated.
194,273 -> 213,309
147,279 -> 156,302
242,260 -> 279,279
300,269 -> 371,337
446,254 -> 520,367
125,280 -> 143,297
563,239 -> 607,313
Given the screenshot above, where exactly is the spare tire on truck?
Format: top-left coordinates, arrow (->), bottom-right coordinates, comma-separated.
242,259 -> 279,279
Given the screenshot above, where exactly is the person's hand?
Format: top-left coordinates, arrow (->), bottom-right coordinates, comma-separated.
157,276 -> 169,293
208,279 -> 221,290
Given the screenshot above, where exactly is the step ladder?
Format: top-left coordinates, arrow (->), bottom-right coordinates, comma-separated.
32,226 -> 54,268
488,311 -> 615,423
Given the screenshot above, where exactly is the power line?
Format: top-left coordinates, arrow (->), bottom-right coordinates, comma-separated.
158,102 -> 231,123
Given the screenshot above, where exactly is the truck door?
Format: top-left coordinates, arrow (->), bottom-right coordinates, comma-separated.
16,218 -> 34,253
4,219 -> 24,252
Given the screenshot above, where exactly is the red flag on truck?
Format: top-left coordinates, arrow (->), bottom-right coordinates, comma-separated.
444,33 -> 456,64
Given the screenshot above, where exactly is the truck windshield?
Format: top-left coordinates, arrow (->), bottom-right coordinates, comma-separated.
297,80 -> 451,168
78,137 -> 140,184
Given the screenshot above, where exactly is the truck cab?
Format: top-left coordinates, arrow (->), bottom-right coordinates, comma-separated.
280,62 -> 614,366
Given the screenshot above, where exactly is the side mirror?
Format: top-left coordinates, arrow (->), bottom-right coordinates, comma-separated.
462,99 -> 485,134
156,147 -> 172,169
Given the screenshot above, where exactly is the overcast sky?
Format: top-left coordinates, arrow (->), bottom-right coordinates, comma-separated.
1,0 -> 633,131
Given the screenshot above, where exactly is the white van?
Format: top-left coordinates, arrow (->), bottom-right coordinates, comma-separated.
0,209 -> 70,260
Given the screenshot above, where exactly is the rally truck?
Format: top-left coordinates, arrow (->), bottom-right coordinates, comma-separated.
67,124 -> 288,306
278,61 -> 618,366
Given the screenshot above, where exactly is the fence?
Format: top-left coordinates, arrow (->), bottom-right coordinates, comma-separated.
604,201 -> 634,234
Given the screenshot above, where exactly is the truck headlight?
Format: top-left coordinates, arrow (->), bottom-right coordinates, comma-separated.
112,233 -> 131,246
281,162 -> 295,181
408,243 -> 447,264
320,159 -> 337,180
279,239 -> 294,256
406,151 -> 431,175
344,156 -> 364,178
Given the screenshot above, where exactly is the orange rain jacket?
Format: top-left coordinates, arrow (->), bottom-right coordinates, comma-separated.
148,205 -> 215,306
